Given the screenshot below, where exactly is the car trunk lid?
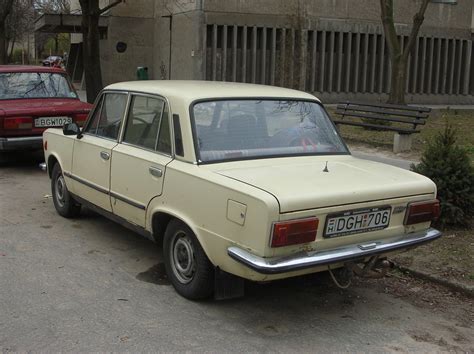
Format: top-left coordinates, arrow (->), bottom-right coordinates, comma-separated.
0,98 -> 91,137
209,155 -> 435,213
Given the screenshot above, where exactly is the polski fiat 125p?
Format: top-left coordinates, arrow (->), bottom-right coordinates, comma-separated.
43,81 -> 441,299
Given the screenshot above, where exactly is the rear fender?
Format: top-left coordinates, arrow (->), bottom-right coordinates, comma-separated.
146,201 -> 220,266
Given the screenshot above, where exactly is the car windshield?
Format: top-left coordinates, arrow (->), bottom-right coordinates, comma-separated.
192,99 -> 348,163
0,72 -> 77,100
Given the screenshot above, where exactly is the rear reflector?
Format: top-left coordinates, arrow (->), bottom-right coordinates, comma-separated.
404,199 -> 440,225
4,117 -> 33,130
44,140 -> 47,151
271,217 -> 319,248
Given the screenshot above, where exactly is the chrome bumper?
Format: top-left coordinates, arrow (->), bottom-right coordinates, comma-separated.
0,136 -> 43,151
227,228 -> 442,274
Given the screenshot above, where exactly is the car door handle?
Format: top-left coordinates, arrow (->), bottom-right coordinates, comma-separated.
149,166 -> 163,178
100,151 -> 110,161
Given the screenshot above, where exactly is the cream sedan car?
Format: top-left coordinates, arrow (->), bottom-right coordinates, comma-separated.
43,81 -> 441,299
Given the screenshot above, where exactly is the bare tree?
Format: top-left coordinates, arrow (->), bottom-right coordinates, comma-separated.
5,0 -> 35,62
34,0 -> 71,60
78,0 -> 122,103
0,0 -> 15,64
35,0 -> 70,15
380,0 -> 430,104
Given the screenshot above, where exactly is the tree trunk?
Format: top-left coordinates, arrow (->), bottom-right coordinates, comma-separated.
8,35 -> 15,62
0,0 -> 14,65
79,0 -> 122,103
80,0 -> 103,103
388,57 -> 407,104
380,0 -> 430,105
0,22 -> 7,64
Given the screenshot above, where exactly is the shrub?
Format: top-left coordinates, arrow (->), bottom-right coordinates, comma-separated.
411,124 -> 474,228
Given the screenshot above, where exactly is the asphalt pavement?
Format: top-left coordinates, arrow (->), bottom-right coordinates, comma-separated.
0,153 -> 472,352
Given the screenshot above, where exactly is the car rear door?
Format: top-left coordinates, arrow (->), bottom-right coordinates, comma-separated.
110,93 -> 173,227
70,92 -> 128,211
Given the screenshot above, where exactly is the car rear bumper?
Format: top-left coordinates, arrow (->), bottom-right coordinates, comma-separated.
0,136 -> 43,151
227,228 -> 441,274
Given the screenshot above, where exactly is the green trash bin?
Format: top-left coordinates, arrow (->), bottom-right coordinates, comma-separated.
136,66 -> 148,80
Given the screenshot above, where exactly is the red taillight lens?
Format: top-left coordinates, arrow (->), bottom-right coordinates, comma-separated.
4,117 -> 33,130
271,217 -> 319,248
75,113 -> 89,126
404,199 -> 440,225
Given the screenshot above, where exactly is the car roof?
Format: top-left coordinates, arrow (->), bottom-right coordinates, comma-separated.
0,65 -> 66,74
105,80 -> 320,102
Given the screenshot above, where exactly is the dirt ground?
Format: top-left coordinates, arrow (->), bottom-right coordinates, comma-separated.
394,229 -> 474,288
360,271 -> 474,325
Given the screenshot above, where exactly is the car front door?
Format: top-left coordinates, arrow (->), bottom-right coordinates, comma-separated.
110,94 -> 173,227
70,92 -> 128,211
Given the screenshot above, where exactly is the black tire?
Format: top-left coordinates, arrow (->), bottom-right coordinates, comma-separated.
51,163 -> 81,218
163,219 -> 214,300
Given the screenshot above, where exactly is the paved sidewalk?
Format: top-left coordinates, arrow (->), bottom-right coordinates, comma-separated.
77,90 -> 87,102
351,150 -> 416,170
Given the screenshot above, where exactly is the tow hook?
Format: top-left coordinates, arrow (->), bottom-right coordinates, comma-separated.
346,256 -> 392,279
328,257 -> 393,289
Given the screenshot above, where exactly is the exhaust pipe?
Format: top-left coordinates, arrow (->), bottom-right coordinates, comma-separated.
346,256 -> 392,279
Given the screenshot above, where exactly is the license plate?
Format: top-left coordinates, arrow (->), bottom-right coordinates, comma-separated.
324,206 -> 391,238
35,116 -> 72,128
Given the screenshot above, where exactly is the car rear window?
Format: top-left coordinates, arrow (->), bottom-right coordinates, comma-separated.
0,72 -> 77,99
192,99 -> 348,163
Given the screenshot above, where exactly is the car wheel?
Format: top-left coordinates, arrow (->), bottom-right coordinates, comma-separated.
51,163 -> 81,218
163,219 -> 214,299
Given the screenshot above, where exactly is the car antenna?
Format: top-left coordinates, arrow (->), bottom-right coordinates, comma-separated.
323,161 -> 329,172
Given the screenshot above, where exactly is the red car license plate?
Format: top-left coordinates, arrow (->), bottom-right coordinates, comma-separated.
35,116 -> 72,128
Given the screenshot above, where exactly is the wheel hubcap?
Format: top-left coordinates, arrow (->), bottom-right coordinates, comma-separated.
55,175 -> 66,207
170,231 -> 195,284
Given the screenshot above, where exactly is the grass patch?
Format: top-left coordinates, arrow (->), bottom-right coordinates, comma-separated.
328,108 -> 474,162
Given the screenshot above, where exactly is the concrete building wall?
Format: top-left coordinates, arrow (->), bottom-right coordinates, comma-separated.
100,16 -> 155,85
82,0 -> 473,104
197,1 -> 473,103
203,0 -> 472,36
100,0 -> 155,85
152,2 -> 205,81
169,11 -> 204,80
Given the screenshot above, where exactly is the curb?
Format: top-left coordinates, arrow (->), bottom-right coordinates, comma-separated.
393,263 -> 474,299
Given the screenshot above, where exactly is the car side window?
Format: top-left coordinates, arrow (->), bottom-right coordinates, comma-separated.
123,95 -> 171,155
96,93 -> 128,140
157,105 -> 171,155
84,95 -> 104,134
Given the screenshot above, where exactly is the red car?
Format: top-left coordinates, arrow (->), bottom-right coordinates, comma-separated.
0,65 -> 92,151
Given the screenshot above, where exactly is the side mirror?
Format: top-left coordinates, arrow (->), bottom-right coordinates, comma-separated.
63,122 -> 80,136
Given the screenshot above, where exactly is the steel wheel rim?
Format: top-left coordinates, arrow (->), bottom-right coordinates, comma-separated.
170,231 -> 195,284
55,175 -> 66,208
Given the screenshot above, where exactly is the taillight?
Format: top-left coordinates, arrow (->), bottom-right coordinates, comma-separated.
75,113 -> 89,127
404,199 -> 440,225
271,217 -> 319,248
4,117 -> 33,130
